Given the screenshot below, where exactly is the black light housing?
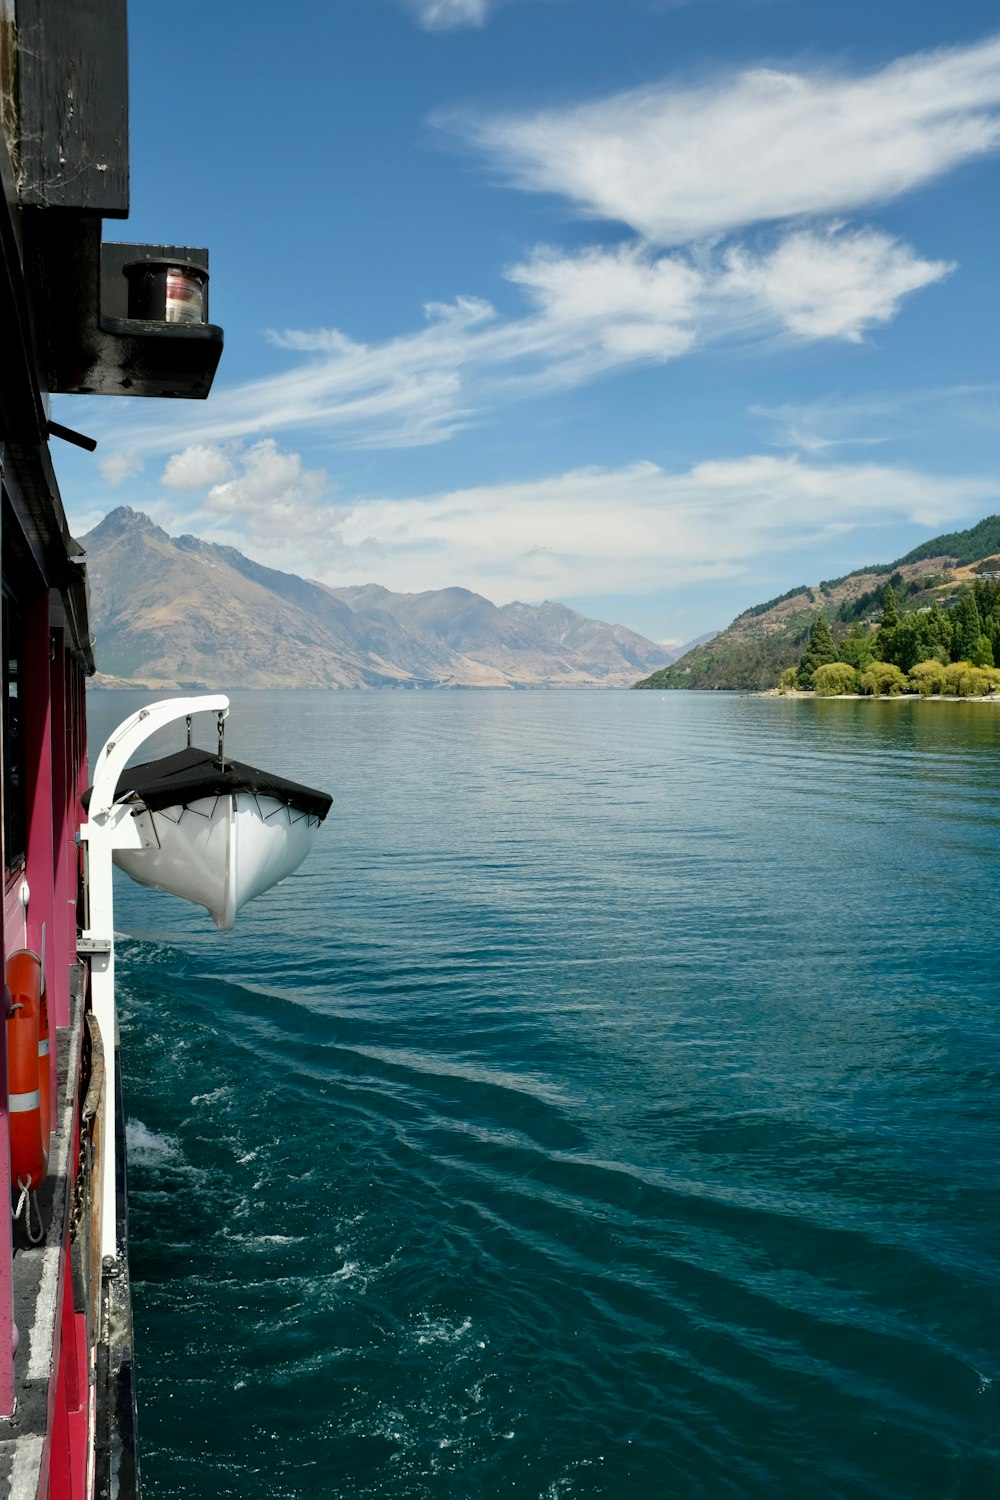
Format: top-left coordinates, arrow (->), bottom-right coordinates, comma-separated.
21,223 -> 224,401
124,258 -> 210,325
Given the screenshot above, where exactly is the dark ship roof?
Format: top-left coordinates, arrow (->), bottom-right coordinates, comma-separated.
88,747 -> 332,820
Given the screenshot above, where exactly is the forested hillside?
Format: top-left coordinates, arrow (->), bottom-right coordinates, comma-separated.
782,575 -> 1000,698
635,516 -> 1000,691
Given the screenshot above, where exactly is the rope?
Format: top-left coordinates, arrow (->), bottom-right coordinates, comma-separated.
12,1175 -> 44,1245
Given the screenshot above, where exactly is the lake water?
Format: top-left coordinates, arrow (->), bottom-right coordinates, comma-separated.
86,689 -> 1000,1499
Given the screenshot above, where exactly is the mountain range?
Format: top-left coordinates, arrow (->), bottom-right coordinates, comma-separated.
81,508 -> 674,689
636,515 -> 1000,691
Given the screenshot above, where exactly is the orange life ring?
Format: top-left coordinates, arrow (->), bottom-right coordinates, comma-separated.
6,950 -> 48,1191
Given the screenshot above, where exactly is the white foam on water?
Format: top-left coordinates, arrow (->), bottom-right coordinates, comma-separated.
220,1228 -> 306,1251
330,1260 -> 361,1281
191,1085 -> 233,1106
126,1119 -> 183,1168
413,1313 -> 474,1347
544,1457 -> 602,1497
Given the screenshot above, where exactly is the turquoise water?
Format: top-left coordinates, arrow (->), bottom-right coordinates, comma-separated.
87,690 -> 1000,1499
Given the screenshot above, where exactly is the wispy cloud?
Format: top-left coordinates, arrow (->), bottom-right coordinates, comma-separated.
154,446 -> 1000,603
402,0 -> 495,30
452,35 -> 1000,241
754,384 -> 1000,452
85,228 -> 948,469
99,449 -> 144,487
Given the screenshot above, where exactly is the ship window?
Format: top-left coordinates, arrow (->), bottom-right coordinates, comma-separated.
3,593 -> 27,873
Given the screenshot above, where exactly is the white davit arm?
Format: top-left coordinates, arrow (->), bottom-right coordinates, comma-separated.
79,695 -> 229,1260
88,694 -> 230,818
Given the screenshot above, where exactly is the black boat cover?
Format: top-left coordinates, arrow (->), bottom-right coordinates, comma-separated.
88,747 -> 332,820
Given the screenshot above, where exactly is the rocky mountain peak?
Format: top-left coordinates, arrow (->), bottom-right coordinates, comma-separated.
83,506 -> 169,545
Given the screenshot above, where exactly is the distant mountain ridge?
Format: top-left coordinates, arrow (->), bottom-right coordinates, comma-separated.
636,515 -> 1000,691
82,508 -> 673,689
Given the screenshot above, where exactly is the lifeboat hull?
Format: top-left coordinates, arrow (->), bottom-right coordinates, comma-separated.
113,792 -> 322,930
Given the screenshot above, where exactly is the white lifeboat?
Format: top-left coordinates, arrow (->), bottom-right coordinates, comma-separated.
95,745 -> 332,930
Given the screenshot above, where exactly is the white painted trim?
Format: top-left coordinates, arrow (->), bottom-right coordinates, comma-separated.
8,1434 -> 44,1499
27,1247 -> 60,1383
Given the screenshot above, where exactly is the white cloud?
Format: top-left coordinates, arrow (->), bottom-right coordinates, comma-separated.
508,242 -> 700,361
403,0 -> 492,28
271,453 -> 998,601
720,227 -> 954,343
161,444 -> 235,490
77,228 -> 945,462
99,449 -> 144,487
193,440 -> 352,574
454,35 -> 1000,242
204,439 -> 329,525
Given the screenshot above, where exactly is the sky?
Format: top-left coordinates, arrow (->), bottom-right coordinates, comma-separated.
51,0 -> 1000,647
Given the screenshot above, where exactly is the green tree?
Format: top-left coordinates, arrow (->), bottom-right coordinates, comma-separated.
876,583 -> 899,663
812,662 -> 858,696
797,615 -> 837,688
943,660 -> 970,694
778,666 -> 799,693
973,577 -> 1000,622
885,614 -> 917,671
858,662 -> 909,696
909,659 -> 948,696
838,624 -> 878,673
945,662 -> 1000,696
952,593 -> 983,661
880,582 -> 899,628
926,604 -> 952,662
972,634 -> 995,668
888,610 -> 955,672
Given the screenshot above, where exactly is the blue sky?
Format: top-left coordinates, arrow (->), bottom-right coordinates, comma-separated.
52,0 -> 1000,645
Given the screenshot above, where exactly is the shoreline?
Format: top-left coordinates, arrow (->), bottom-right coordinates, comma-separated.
760,688 -> 1000,702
